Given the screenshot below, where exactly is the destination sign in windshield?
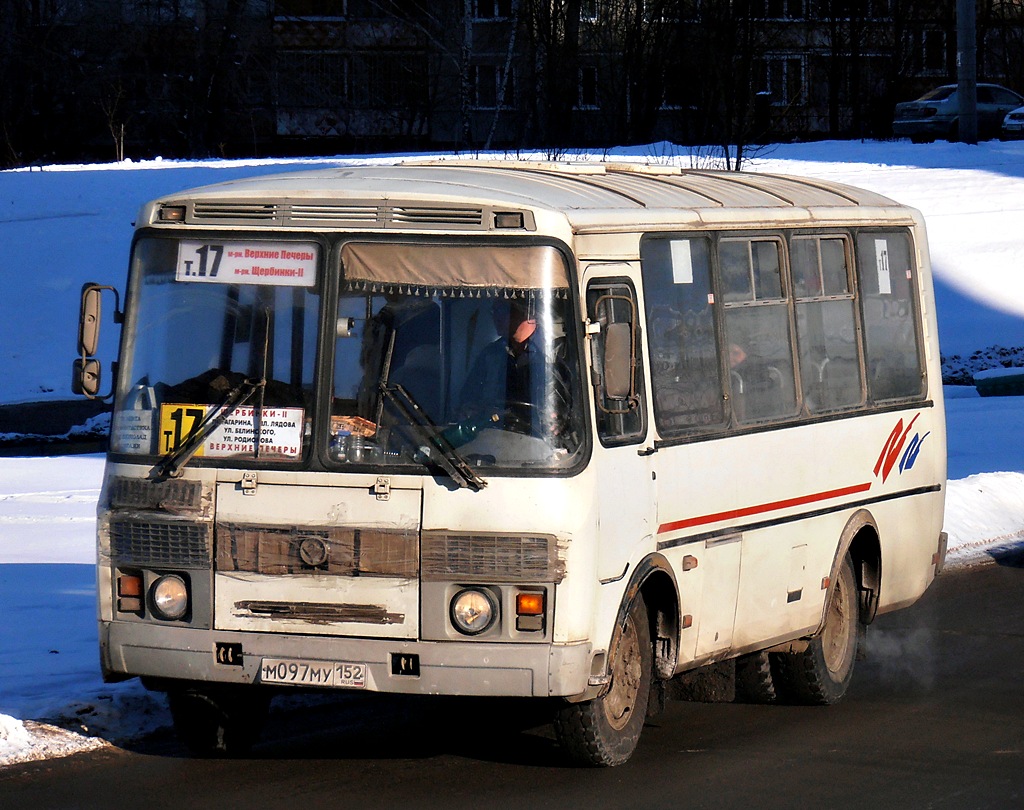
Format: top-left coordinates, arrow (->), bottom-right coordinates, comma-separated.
176,240 -> 318,287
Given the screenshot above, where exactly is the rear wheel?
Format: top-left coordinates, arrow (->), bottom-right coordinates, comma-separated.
554,598 -> 652,766
771,556 -> 859,705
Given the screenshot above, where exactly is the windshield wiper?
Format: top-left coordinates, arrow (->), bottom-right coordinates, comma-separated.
151,377 -> 262,479
378,382 -> 486,492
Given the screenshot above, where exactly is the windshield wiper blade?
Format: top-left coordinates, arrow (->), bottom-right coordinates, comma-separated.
378,382 -> 486,492
152,377 -> 261,479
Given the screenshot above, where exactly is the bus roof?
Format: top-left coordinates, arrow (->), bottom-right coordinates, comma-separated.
145,161 -> 915,234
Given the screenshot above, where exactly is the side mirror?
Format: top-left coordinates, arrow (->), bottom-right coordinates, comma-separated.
72,282 -> 121,401
591,292 -> 638,414
79,284 -> 102,356
603,322 -> 633,400
72,358 -> 101,398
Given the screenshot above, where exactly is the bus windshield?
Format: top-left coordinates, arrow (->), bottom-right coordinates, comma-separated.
330,242 -> 584,472
111,236 -> 321,461
110,237 -> 585,473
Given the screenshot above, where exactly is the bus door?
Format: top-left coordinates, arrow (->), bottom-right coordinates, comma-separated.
584,270 -> 654,583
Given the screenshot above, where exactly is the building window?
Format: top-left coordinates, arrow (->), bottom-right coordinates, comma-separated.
660,68 -> 684,110
756,56 -> 805,105
346,52 -> 427,109
474,0 -> 513,19
917,29 -> 946,76
579,66 -> 599,109
275,0 -> 347,18
865,0 -> 891,19
277,51 -> 349,107
472,65 -> 515,109
755,0 -> 805,19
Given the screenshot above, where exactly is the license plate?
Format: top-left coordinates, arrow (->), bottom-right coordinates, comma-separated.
260,658 -> 367,688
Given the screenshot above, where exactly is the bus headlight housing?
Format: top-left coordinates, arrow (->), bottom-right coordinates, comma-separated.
450,588 -> 498,635
150,574 -> 189,621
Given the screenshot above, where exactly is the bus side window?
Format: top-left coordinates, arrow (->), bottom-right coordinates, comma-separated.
720,238 -> 798,424
586,280 -> 646,445
855,231 -> 925,401
640,236 -> 726,436
792,235 -> 864,413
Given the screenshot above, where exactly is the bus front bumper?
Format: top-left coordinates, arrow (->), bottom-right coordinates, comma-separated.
100,620 -> 594,699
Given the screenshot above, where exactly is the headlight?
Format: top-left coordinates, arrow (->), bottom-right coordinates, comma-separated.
450,588 -> 498,635
151,574 -> 189,620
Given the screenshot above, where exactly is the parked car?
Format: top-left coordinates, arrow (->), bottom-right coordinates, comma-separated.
1002,106 -> 1024,140
893,83 -> 1024,142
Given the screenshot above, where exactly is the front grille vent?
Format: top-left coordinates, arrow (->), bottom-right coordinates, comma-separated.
109,517 -> 211,567
421,532 -> 565,583
107,477 -> 204,514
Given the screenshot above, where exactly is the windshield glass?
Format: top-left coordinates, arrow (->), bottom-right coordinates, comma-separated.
330,242 -> 584,472
110,236 -> 321,461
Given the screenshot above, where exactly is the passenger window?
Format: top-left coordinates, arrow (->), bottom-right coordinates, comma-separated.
792,235 -> 864,413
855,232 -> 925,401
586,280 -> 646,445
720,240 -> 783,302
640,237 -> 725,435
721,238 -> 798,423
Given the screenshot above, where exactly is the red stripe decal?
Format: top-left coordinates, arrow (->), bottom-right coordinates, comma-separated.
657,482 -> 873,535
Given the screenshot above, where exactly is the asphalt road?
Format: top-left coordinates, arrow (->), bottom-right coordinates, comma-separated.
3,550 -> 1022,809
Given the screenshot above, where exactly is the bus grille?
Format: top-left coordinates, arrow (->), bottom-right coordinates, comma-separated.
107,477 -> 205,514
216,523 -> 418,578
109,518 -> 211,567
420,532 -> 565,583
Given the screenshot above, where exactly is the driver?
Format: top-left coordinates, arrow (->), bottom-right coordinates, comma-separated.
458,298 -> 571,440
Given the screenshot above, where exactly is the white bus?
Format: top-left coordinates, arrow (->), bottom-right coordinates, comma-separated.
74,161 -> 947,766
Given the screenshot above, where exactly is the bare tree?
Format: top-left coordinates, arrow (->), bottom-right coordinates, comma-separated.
576,0 -> 681,145
519,0 -> 583,147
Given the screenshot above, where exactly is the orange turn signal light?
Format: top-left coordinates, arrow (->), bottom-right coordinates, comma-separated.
118,573 -> 143,597
117,573 -> 144,613
516,592 -> 545,616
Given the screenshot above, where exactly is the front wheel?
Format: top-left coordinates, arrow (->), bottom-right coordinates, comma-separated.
167,686 -> 270,757
553,598 -> 652,766
771,556 -> 860,705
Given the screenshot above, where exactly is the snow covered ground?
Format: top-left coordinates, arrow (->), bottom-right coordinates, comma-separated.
2,140 -> 1024,766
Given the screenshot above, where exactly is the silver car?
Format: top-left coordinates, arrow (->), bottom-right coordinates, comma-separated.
893,83 -> 1023,142
1002,106 -> 1024,140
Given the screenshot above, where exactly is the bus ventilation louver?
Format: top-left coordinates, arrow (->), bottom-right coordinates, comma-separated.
420,532 -> 565,584
109,517 -> 211,567
390,206 -> 484,226
183,201 -> 489,229
192,202 -> 277,221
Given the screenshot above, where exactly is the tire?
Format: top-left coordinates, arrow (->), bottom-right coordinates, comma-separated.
735,651 -> 777,704
771,556 -> 859,705
553,598 -> 652,767
167,686 -> 270,757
